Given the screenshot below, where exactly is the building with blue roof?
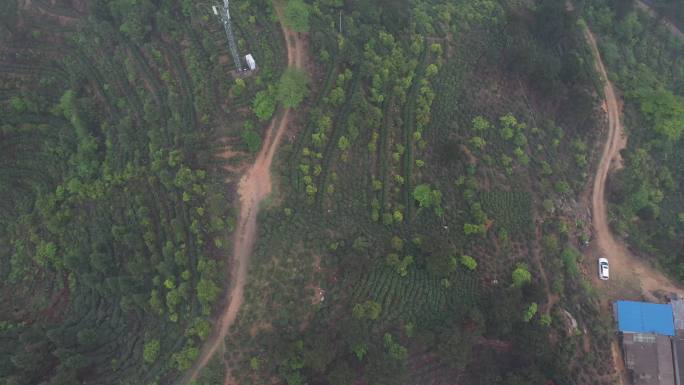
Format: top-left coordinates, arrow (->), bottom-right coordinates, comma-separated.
616,300 -> 675,336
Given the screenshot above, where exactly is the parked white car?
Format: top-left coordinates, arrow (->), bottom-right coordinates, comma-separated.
598,257 -> 609,280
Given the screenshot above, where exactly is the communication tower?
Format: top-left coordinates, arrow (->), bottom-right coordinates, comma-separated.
212,0 -> 244,71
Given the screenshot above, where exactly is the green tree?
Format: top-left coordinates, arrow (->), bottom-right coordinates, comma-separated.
172,345 -> 199,370
426,64 -> 439,77
460,255 -> 477,270
554,181 -> 570,194
523,302 -> 538,322
353,300 -> 382,320
472,116 -> 490,131
277,68 -> 310,108
463,223 -> 485,235
253,88 -> 277,121
9,96 -> 26,113
283,0 -> 311,32
413,184 -> 434,208
540,313 -> 552,327
392,210 -> 403,223
337,136 -> 350,151
353,342 -> 367,360
430,42 -> 443,56
384,333 -> 408,360
634,87 -> 684,141
387,254 -> 413,276
512,263 -> 532,287
197,278 -> 221,312
241,128 -> 262,153
470,136 -> 486,150
329,87 -> 345,106
391,236 -> 404,251
143,339 -> 160,363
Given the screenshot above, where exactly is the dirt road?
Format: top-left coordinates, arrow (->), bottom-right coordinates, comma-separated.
585,28 -> 684,300
583,25 -> 684,385
180,4 -> 305,384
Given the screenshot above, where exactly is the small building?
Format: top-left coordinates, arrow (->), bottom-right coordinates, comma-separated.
622,334 -> 675,385
615,301 -> 678,385
245,54 -> 256,71
616,300 -> 675,336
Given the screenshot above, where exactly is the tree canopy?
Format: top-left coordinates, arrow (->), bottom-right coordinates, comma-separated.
283,0 -> 311,33
253,88 -> 277,121
633,87 -> 684,141
277,68 -> 310,108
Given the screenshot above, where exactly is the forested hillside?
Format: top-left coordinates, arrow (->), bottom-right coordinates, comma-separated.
578,0 -> 684,281
197,0 -> 616,384
647,0 -> 684,31
2,0 -> 652,384
0,0 -> 284,384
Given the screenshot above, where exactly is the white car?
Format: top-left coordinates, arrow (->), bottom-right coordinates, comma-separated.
598,257 -> 609,280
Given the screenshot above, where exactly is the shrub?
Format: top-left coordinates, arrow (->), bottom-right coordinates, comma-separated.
241,128 -> 262,153
143,339 -> 160,364
277,68 -> 310,108
253,88 -> 276,121
283,0 -> 311,33
512,263 -> 532,287
523,302 -> 538,322
460,255 -> 477,270
172,345 -> 199,371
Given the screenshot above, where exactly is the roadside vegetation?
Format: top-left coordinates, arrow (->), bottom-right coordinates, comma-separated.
578,0 -> 684,281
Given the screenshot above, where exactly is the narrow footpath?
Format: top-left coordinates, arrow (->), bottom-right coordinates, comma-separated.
180,4 -> 306,384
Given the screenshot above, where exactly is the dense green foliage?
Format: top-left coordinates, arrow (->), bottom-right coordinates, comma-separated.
277,68 -> 310,108
0,0 -> 285,384
219,1 -> 614,385
254,88 -> 277,121
580,0 -> 684,280
282,0 -> 312,33
2,0 -> 647,384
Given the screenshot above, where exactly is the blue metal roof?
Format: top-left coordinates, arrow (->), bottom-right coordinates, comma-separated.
616,300 -> 675,336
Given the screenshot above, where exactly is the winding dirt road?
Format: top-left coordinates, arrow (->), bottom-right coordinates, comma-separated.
585,28 -> 684,300
585,24 -> 684,385
180,4 -> 305,384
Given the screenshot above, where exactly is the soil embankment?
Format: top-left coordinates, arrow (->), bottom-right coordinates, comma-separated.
180,4 -> 305,384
